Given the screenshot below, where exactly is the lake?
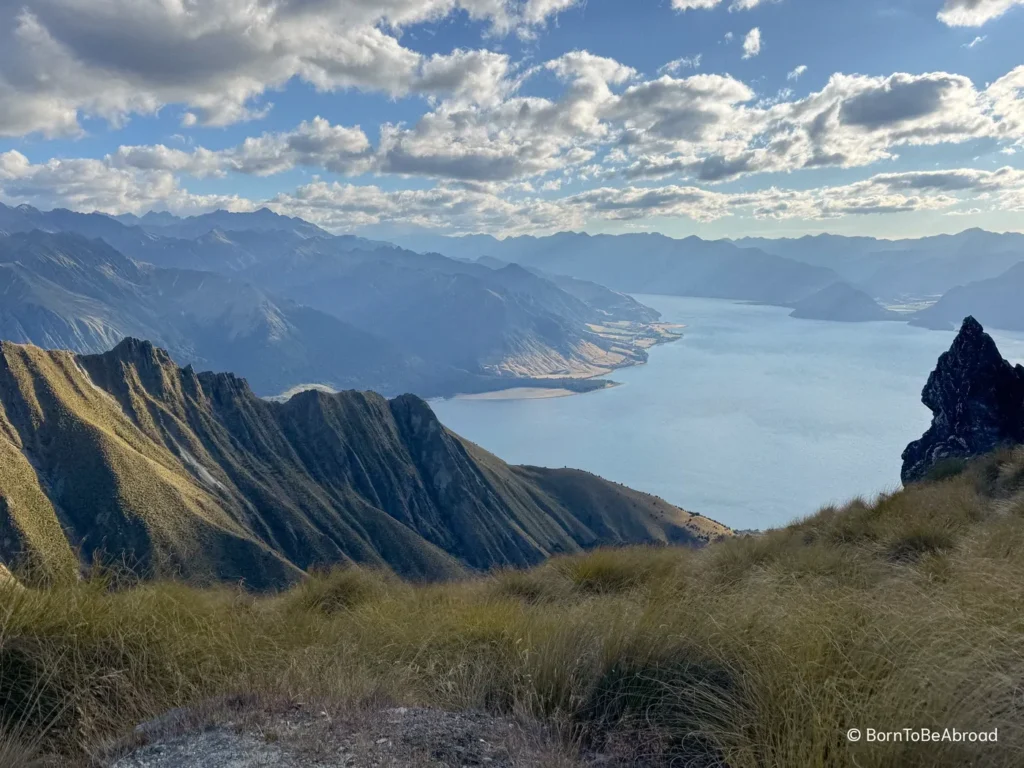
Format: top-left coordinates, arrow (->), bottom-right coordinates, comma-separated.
432,296 -> 1024,531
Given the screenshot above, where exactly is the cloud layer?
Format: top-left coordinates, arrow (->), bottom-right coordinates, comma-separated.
0,0 -> 582,137
938,0 -> 1024,26
1,0 -> 1022,236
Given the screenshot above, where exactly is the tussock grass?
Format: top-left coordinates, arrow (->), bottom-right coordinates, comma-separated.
3,451 -> 1024,766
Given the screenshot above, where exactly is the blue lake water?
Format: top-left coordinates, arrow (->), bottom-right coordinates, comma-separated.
432,296 -> 1024,531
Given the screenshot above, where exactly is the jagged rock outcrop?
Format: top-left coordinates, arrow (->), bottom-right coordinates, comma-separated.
0,338 -> 729,588
901,317 -> 1024,484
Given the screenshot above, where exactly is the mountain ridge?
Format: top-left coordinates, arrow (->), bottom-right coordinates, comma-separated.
0,208 -> 678,398
0,337 -> 728,588
902,317 -> 1024,484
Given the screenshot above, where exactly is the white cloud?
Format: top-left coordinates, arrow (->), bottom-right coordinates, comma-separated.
742,28 -> 762,59
986,66 -> 1024,144
559,167 -> 1024,224
0,149 -> 255,214
0,0 -> 576,137
269,179 -> 574,234
938,0 -> 1024,26
521,0 -> 583,25
671,0 -> 774,10
5,142 -> 1024,233
110,118 -> 374,178
607,67 -> 1020,183
375,52 -> 632,182
659,55 -> 703,75
672,0 -> 725,9
72,58 -> 1024,192
788,65 -> 808,81
963,35 -> 988,47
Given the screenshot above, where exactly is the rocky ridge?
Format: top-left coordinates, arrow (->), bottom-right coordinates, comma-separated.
902,316 -> 1024,483
0,337 -> 728,587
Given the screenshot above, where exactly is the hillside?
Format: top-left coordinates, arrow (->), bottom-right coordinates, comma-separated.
243,242 -> 671,379
0,208 -> 677,395
0,338 -> 727,588
2,313 -> 1023,768
3,445 -> 1021,767
0,230 -> 451,397
912,261 -> 1024,332
790,282 -> 900,322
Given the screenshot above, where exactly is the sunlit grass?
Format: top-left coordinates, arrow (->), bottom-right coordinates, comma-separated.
3,450 -> 1024,766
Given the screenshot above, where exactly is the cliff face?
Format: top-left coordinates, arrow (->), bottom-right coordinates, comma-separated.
902,317 -> 1024,484
0,339 -> 728,588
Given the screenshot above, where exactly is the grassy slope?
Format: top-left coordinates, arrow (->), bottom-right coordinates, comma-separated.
0,339 -> 724,588
1,449 -> 1022,766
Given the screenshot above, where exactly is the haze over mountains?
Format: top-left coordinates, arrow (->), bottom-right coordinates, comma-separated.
397,232 -> 842,307
399,228 -> 1024,329
0,203 -> 672,398
4,201 -> 1024,399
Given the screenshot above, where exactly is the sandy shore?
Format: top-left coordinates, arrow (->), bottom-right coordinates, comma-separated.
454,387 -> 580,401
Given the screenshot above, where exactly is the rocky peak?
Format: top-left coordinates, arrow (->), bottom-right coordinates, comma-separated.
901,316 -> 1024,484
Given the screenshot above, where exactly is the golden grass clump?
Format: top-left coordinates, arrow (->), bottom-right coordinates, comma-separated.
2,450 -> 1024,766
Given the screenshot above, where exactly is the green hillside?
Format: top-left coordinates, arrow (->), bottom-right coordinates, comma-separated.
0,338 -> 726,588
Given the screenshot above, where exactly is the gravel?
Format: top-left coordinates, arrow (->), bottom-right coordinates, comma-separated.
109,702 -> 585,768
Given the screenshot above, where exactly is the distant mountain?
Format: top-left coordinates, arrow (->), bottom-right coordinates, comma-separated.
395,232 -> 841,306
0,206 -> 675,397
0,201 -> 159,250
912,262 -> 1024,332
0,231 -> 450,396
474,256 -> 659,324
242,241 -> 671,380
790,282 -> 901,323
734,229 -> 1024,301
0,338 -> 729,587
0,202 -> 388,271
111,207 -> 331,240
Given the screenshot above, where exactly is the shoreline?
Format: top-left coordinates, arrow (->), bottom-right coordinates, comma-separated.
271,320 -> 686,405
445,322 -> 686,402
452,386 -> 592,401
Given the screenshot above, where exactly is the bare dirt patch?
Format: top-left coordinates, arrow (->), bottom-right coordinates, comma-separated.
106,699 -> 586,768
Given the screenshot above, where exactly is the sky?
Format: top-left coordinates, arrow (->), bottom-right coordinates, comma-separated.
0,0 -> 1022,240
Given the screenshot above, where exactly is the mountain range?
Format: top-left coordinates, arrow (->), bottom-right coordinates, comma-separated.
396,231 -> 843,306
0,203 -> 673,398
397,228 -> 1024,331
5,200 -> 1024,375
0,337 -> 728,588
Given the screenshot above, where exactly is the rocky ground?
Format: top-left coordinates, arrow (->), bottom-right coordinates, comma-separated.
106,699 -> 591,768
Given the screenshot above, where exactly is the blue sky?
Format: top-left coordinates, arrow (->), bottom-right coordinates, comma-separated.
0,0 -> 1022,239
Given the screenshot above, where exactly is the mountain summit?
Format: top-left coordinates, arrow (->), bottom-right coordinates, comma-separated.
0,339 -> 727,588
902,317 -> 1024,484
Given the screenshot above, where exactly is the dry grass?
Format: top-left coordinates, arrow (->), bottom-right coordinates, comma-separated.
3,450 -> 1024,766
